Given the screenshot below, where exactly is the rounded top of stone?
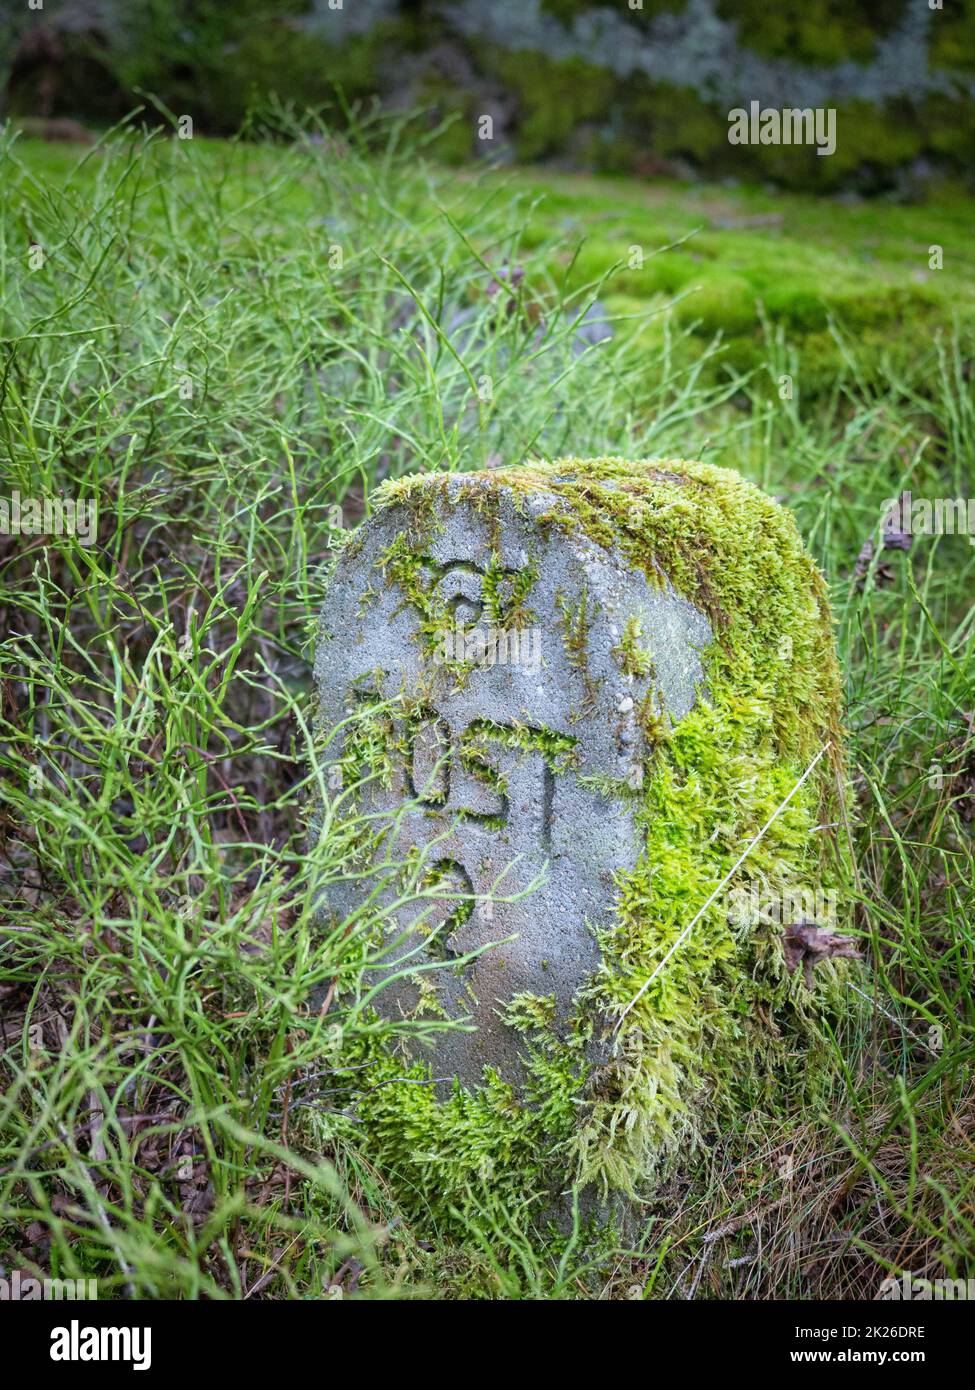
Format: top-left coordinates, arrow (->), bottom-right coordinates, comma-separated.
369,455 -> 842,781
374,455 -> 785,527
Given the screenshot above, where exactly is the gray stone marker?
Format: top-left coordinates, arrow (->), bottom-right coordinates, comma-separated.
314,471 -> 711,1091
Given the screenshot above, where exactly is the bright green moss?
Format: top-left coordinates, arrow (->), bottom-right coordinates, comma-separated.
613,615 -> 655,679
341,457 -> 852,1230
675,274 -> 758,337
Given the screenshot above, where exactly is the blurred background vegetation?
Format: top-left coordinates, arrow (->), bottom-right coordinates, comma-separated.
2,0 -> 974,192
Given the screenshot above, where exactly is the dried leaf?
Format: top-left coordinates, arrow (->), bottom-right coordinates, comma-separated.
784,921 -> 861,988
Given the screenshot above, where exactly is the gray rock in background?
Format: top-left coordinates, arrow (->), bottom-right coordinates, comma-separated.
314,471 -> 710,1092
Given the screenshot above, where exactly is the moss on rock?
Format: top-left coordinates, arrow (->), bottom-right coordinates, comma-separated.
334,457 -> 853,1231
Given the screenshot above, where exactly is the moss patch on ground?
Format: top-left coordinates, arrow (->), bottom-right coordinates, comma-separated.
485,166 -> 975,402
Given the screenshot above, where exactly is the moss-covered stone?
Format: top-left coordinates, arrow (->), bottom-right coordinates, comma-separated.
321,456 -> 853,1233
